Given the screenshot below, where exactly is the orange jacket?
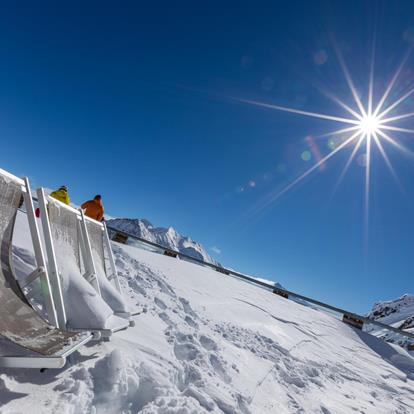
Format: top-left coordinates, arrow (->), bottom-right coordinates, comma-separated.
81,198 -> 104,222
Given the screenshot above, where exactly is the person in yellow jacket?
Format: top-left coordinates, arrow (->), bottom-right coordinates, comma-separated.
35,185 -> 70,218
50,186 -> 70,205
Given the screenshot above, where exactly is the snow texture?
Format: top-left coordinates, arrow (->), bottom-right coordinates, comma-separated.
2,214 -> 414,413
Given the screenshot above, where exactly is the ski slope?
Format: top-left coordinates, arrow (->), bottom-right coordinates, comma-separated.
2,218 -> 414,413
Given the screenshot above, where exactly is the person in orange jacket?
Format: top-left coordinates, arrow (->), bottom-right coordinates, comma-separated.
81,195 -> 104,222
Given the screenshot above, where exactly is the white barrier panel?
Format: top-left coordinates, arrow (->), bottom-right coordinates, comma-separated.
38,190 -> 113,330
0,169 -> 91,368
84,216 -> 128,315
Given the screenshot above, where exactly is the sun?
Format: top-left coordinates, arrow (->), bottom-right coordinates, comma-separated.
234,44 -> 414,228
358,114 -> 381,137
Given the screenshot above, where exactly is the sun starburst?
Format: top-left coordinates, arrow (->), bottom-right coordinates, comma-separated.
235,45 -> 414,233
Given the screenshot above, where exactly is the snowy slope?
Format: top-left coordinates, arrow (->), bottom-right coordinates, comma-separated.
108,218 -> 219,265
2,216 -> 414,413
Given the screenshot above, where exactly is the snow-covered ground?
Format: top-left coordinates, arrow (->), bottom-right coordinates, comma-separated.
2,214 -> 414,413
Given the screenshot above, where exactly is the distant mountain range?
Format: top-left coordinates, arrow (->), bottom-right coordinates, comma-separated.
367,294 -> 414,346
107,218 -> 219,266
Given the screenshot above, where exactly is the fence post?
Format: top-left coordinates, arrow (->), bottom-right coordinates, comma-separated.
23,178 -> 59,327
103,222 -> 122,293
36,188 -> 67,329
78,210 -> 102,296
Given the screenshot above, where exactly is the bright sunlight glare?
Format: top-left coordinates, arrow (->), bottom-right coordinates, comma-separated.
235,43 -> 414,235
358,114 -> 381,137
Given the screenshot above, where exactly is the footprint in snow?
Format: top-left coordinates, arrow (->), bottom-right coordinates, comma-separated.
199,335 -> 217,351
209,354 -> 231,384
174,343 -> 201,361
179,297 -> 197,318
154,297 -> 167,310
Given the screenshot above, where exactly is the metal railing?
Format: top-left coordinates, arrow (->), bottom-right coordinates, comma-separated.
106,225 -> 414,345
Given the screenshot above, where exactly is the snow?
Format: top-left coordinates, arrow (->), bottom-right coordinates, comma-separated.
2,214 -> 414,412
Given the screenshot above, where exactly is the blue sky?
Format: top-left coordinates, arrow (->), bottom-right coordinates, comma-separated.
2,1 -> 414,313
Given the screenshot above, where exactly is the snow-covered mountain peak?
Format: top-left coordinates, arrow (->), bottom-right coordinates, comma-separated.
368,293 -> 414,330
107,217 -> 219,265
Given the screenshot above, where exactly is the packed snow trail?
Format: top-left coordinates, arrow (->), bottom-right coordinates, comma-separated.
2,230 -> 414,413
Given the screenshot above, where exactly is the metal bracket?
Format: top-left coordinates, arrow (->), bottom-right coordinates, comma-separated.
21,267 -> 46,289
112,232 -> 128,244
164,250 -> 178,258
273,288 -> 289,299
82,271 -> 97,284
342,313 -> 364,330
215,267 -> 230,275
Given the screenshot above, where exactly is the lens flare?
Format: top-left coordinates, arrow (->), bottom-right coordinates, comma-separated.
236,45 -> 414,233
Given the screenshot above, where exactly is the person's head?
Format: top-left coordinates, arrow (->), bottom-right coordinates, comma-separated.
94,194 -> 102,201
59,185 -> 68,192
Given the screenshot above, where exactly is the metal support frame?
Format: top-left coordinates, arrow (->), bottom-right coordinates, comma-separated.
0,169 -> 94,369
78,210 -> 102,296
21,267 -> 47,289
0,356 -> 67,369
22,178 -> 62,328
34,195 -> 131,337
103,222 -> 122,293
0,332 -> 92,369
36,188 -> 67,329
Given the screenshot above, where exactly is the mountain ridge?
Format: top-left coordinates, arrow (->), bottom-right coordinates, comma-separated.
108,217 -> 219,266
